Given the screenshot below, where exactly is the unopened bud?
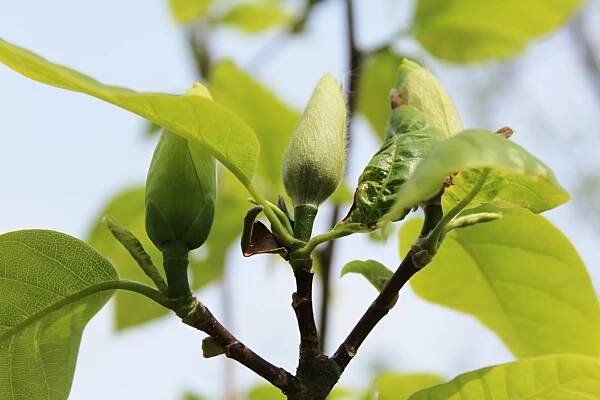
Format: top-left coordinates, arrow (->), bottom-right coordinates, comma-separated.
145,131 -> 216,251
282,74 -> 347,208
394,59 -> 463,136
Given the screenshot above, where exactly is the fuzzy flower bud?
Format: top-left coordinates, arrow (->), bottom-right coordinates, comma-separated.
282,74 -> 347,208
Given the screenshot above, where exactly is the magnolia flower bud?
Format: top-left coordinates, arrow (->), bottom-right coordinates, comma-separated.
282,74 -> 347,208
394,59 -> 463,136
145,131 -> 216,251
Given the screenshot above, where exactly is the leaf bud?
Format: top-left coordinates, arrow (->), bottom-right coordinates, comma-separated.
282,74 -> 347,208
145,130 -> 216,252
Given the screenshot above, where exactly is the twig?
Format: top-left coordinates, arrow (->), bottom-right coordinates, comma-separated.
179,298 -> 303,396
331,245 -> 424,371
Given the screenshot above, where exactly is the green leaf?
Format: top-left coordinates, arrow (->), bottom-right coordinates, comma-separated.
443,168 -> 569,214
208,60 -> 299,197
386,130 -> 568,221
399,209 -> 600,358
247,384 -> 285,400
0,230 -> 117,399
358,49 -> 404,140
341,260 -> 393,292
219,3 -> 293,33
87,187 -> 220,330
168,0 -> 212,23
412,0 -> 583,62
0,39 -> 259,184
373,373 -> 445,400
409,354 -> 600,399
344,106 -> 446,226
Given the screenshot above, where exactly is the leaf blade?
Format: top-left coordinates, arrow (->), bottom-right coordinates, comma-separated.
0,230 -> 118,400
400,209 -> 600,358
413,0 -> 583,62
374,373 -> 445,400
344,106 -> 447,226
387,130 -> 568,221
341,260 -> 393,292
409,354 -> 600,399
208,60 -> 299,197
219,3 -> 293,33
0,39 -> 259,184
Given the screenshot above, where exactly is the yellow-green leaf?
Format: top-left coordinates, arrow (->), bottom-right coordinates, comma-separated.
208,60 -> 299,197
0,39 -> 259,184
220,3 -> 293,33
373,373 -> 445,400
386,130 -> 567,221
247,384 -> 284,400
412,0 -> 583,62
358,49 -> 404,140
409,354 -> 600,399
400,209 -> 600,357
168,0 -> 212,23
443,168 -> 570,214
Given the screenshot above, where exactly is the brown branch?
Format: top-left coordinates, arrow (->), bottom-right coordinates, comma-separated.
292,266 -> 321,363
331,246 -> 425,371
179,298 -> 303,396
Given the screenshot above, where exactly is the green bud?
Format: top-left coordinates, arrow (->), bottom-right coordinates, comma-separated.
393,59 -> 463,136
145,130 -> 216,251
282,74 -> 347,208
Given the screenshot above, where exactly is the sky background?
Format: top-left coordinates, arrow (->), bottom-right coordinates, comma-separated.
1,0 -> 600,399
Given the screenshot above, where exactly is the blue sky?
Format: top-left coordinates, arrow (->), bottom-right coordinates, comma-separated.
1,0 -> 600,398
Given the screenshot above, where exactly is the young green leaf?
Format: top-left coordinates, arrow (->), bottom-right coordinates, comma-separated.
409,354 -> 600,399
343,106 -> 446,226
219,3 -> 293,33
357,49 -> 404,140
412,0 -> 583,62
0,39 -> 259,185
373,373 -> 445,400
386,130 -> 568,221
89,188 -> 169,329
168,0 -> 212,23
443,168 -> 569,214
400,209 -> 600,358
341,260 -> 393,292
208,60 -> 300,198
0,230 -> 118,400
